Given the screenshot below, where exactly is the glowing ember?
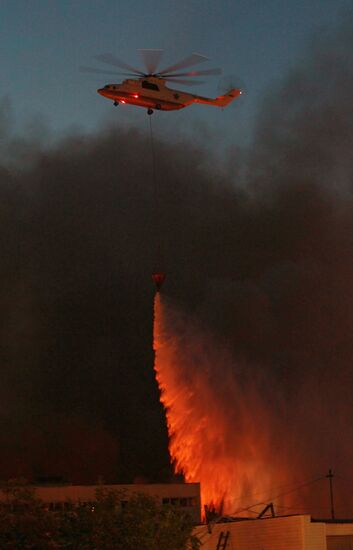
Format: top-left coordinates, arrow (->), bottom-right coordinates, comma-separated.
153,293 -> 287,515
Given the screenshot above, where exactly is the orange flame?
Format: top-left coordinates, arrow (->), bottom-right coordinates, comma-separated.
153,293 -> 289,515
153,294 -> 353,518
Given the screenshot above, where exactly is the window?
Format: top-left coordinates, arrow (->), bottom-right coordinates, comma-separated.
142,80 -> 159,91
162,497 -> 197,507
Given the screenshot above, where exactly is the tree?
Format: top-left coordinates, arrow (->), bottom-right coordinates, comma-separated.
92,489 -> 201,550
0,480 -> 201,549
0,478 -> 58,549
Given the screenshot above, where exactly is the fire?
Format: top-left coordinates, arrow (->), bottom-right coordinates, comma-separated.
153,293 -> 287,515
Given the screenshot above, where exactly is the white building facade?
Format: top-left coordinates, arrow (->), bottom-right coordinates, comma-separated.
194,515 -> 353,550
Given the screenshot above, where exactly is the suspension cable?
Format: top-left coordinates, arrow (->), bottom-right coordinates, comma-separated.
148,115 -> 165,291
149,115 -> 157,190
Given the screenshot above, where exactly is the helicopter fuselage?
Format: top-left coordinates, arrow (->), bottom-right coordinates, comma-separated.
98,77 -> 193,111
97,76 -> 241,112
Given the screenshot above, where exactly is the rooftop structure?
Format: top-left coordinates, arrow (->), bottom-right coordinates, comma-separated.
194,514 -> 353,549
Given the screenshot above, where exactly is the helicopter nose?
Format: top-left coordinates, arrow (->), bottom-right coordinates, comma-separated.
97,88 -> 104,95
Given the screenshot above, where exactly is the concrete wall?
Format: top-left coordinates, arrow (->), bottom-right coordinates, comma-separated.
327,524 -> 353,536
195,515 -> 330,550
326,522 -> 353,550
326,536 -> 353,550
304,518 -> 327,550
195,516 -> 353,550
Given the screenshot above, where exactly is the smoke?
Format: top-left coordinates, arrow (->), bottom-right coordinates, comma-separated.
0,20 -> 351,515
154,22 -> 353,516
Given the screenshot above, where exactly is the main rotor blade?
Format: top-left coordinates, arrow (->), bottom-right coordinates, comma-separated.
80,66 -> 137,77
158,53 -> 208,75
164,77 -> 206,86
162,67 -> 222,78
138,49 -> 163,75
94,53 -> 145,75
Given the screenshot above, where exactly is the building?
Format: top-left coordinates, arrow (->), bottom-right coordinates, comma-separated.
0,482 -> 201,523
194,514 -> 353,549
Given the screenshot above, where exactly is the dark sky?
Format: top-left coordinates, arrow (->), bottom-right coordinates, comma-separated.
0,6 -> 352,514
1,0 -> 351,144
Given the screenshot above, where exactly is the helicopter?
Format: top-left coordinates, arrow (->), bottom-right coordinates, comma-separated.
81,50 -> 242,115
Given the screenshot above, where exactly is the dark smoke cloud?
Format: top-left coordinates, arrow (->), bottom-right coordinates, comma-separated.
0,21 -> 352,512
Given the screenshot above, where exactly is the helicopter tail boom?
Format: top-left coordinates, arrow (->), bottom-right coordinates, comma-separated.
193,88 -> 242,107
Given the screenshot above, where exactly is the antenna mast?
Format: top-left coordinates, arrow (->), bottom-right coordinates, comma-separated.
326,469 -> 335,519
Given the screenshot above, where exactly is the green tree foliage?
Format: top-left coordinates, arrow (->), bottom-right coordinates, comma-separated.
0,480 -> 201,549
0,479 -> 58,549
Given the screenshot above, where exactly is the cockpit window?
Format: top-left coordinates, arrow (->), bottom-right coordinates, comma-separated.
142,80 -> 159,91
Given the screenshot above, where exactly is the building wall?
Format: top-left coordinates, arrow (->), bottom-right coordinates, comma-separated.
194,516 -> 326,550
195,516 -> 353,550
326,522 -> 353,550
0,483 -> 201,523
304,518 -> 327,550
326,536 -> 353,550
327,525 -> 353,536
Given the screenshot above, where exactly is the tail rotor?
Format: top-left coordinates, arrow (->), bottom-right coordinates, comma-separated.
217,75 -> 247,107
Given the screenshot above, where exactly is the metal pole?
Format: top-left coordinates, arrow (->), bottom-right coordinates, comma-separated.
326,469 -> 335,519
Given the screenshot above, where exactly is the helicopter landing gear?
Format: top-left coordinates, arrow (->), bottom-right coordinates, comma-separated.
147,108 -> 154,115
155,104 -> 162,110
113,101 -> 119,106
